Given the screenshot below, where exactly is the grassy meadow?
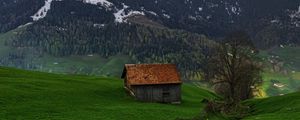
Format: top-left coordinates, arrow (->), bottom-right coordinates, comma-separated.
0,67 -> 217,120
1,67 -> 300,120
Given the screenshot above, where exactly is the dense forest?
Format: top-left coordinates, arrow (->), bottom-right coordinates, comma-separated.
6,20 -> 215,79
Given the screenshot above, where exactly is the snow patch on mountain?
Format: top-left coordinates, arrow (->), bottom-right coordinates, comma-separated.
207,2 -> 219,8
224,2 -> 241,16
147,11 -> 158,16
114,3 -> 145,23
189,16 -> 197,20
31,0 -> 144,23
270,19 -> 280,24
32,0 -> 114,21
231,6 -> 239,15
198,7 -> 203,11
17,22 -> 33,28
83,0 -> 113,8
290,6 -> 300,18
163,14 -> 171,19
31,0 -> 54,21
93,23 -> 106,28
290,6 -> 300,19
184,0 -> 193,5
289,5 -> 300,27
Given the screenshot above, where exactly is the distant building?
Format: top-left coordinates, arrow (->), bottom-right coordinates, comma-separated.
121,64 -> 182,104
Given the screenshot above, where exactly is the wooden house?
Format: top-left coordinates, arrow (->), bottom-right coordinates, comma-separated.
121,64 -> 182,104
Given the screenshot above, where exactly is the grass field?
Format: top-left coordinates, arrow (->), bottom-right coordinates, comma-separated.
244,92 -> 300,120
0,67 -> 218,120
1,67 -> 300,120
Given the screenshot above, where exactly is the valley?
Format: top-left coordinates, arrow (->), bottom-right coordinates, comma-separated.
0,0 -> 300,119
2,26 -> 299,97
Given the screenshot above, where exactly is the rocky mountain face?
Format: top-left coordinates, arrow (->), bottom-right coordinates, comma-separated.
1,0 -> 300,39
0,0 -> 300,78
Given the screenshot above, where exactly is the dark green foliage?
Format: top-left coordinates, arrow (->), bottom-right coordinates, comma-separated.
8,21 -> 215,79
0,0 -> 43,33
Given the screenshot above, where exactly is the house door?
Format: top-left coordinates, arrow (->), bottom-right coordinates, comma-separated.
162,87 -> 171,103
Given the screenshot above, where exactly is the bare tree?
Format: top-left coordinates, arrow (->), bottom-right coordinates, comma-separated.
206,31 -> 263,114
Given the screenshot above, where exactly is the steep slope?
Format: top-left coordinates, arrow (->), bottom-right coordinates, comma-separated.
0,67 -> 218,120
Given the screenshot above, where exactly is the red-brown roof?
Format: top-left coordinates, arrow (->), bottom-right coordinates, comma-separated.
122,64 -> 181,85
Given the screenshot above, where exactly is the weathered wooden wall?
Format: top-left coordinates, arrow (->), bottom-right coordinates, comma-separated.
131,84 -> 181,103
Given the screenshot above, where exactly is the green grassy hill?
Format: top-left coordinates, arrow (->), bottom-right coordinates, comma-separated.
0,67 -> 217,120
1,67 -> 300,120
244,92 -> 300,120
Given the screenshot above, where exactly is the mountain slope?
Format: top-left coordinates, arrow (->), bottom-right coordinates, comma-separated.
0,26 -> 133,76
1,0 -> 300,70
1,0 -> 300,40
0,19 -> 215,80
